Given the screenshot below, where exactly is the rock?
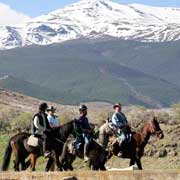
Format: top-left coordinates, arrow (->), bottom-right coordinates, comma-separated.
156,149 -> 167,157
61,177 -> 78,180
168,150 -> 177,157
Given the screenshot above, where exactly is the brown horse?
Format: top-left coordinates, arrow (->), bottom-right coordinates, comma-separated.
109,117 -> 164,169
1,120 -> 75,171
1,132 -> 31,171
59,120 -> 108,171
59,137 -> 108,170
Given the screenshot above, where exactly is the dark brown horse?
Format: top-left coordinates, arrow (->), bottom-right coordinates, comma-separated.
109,117 -> 164,169
59,120 -> 108,171
1,120 -> 75,171
1,132 -> 31,171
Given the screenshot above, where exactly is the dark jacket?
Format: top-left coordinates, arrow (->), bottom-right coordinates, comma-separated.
31,112 -> 51,135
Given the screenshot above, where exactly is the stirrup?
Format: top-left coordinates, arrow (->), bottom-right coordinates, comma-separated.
117,151 -> 123,157
44,151 -> 51,158
84,156 -> 90,162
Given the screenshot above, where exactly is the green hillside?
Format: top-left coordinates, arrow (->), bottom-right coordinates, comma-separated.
0,38 -> 180,107
0,76 -> 61,103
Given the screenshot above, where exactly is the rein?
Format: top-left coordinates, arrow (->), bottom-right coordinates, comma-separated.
54,137 -> 65,144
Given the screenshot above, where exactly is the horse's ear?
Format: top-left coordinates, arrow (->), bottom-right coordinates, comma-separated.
153,116 -> 158,122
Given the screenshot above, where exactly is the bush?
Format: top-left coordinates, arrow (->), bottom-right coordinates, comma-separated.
155,111 -> 172,125
171,103 -> 180,124
58,111 -> 77,125
10,112 -> 33,132
0,120 -> 11,132
126,106 -> 154,130
0,104 -> 17,132
94,108 -> 112,126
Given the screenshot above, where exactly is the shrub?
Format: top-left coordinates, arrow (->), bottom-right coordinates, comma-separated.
0,104 -> 17,132
10,112 -> 33,132
58,111 -> 77,125
126,106 -> 154,130
171,103 -> 180,124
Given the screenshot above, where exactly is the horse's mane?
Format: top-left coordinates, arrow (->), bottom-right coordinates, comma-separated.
55,120 -> 74,140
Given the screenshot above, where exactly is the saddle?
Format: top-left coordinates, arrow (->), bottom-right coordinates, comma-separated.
24,135 -> 43,154
27,135 -> 39,147
108,123 -> 132,143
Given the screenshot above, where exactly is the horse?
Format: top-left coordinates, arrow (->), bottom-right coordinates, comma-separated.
59,120 -> 108,171
108,117 -> 164,169
1,132 -> 31,171
1,120 -> 75,171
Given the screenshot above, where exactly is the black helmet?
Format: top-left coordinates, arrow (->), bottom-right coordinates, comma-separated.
79,104 -> 88,112
39,102 -> 48,111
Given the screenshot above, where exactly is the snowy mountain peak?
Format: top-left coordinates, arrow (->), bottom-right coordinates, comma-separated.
1,0 -> 180,50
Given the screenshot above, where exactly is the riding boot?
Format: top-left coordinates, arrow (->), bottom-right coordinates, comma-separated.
84,143 -> 90,162
43,136 -> 51,158
117,140 -> 123,157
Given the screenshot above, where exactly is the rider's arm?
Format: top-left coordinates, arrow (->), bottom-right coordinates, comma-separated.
34,116 -> 46,131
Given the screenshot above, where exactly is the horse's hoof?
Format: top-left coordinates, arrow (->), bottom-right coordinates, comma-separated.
57,167 -> 63,171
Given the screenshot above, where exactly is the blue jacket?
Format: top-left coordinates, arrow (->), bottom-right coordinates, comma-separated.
112,112 -> 127,128
76,115 -> 91,130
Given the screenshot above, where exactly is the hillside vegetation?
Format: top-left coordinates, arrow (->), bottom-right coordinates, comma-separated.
0,39 -> 180,107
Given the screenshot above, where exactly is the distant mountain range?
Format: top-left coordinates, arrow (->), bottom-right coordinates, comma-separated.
0,38 -> 180,107
1,0 -> 180,49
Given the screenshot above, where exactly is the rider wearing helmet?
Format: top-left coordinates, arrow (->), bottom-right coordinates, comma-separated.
31,102 -> 52,158
76,104 -> 91,162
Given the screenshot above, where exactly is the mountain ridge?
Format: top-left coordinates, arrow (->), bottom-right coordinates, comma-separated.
1,0 -> 180,49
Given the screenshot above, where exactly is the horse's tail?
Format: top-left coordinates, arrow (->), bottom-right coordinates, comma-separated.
1,140 -> 12,171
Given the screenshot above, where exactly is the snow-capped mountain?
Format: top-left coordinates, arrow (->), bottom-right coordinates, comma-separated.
1,0 -> 180,49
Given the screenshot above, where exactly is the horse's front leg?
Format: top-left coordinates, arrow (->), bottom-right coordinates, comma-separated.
55,152 -> 62,171
21,159 -> 27,171
135,158 -> 143,170
45,157 -> 54,172
14,157 -> 20,171
129,157 -> 136,167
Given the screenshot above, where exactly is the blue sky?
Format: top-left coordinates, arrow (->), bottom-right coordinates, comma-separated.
0,0 -> 180,17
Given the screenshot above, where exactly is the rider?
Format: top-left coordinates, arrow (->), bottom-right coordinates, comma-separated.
47,106 -> 59,128
111,103 -> 128,155
75,104 -> 92,162
31,102 -> 52,158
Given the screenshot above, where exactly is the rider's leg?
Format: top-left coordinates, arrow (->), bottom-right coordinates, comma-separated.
42,135 -> 51,158
117,132 -> 126,157
84,134 -> 90,162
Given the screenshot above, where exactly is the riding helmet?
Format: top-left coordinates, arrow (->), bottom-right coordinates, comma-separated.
79,104 -> 88,112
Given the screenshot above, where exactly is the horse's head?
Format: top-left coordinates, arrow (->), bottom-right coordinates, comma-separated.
148,117 -> 164,139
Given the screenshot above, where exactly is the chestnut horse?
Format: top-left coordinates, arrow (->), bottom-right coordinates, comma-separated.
109,117 -> 164,169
